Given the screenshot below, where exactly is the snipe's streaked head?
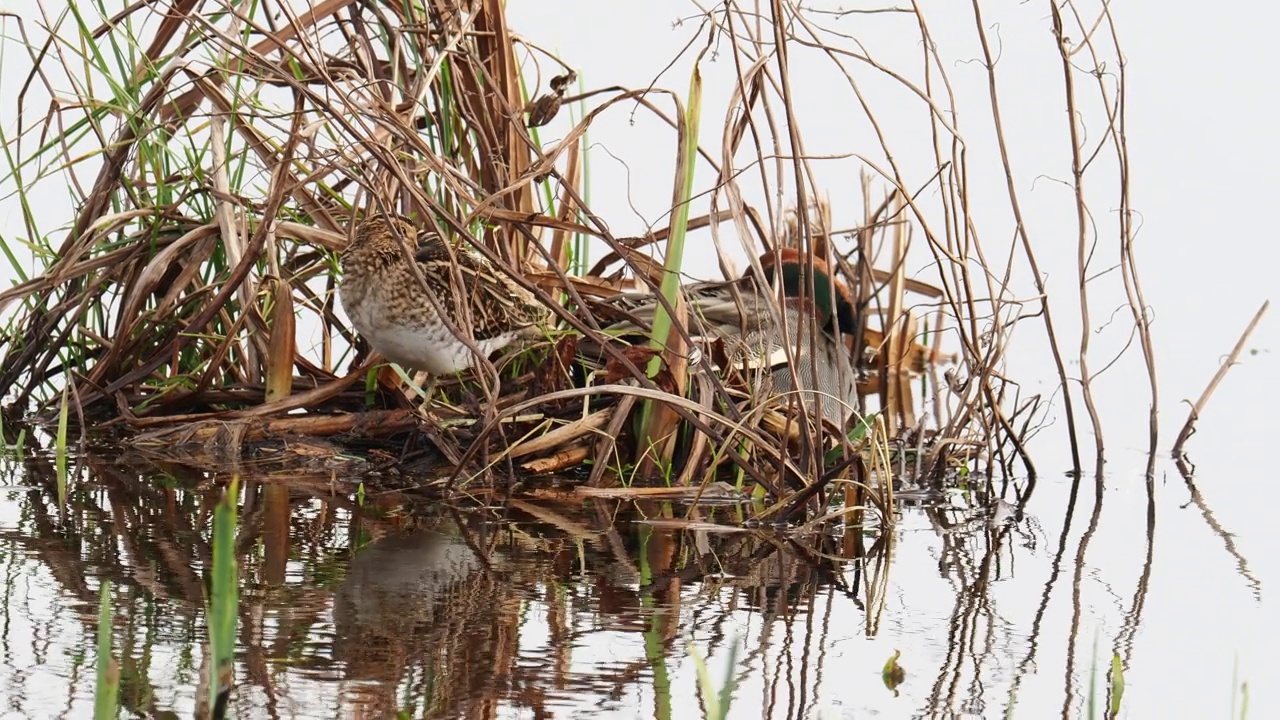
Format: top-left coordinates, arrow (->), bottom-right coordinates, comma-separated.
339,212 -> 550,376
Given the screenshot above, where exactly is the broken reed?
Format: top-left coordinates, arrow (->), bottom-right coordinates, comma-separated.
0,0 -> 1031,497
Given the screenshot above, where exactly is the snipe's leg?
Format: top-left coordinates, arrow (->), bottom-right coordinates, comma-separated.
413,370 -> 439,408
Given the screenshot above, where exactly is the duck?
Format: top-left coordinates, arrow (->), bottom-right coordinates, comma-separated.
591,249 -> 861,428
338,212 -> 550,388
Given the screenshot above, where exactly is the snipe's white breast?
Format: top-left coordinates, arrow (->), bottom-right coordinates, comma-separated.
343,291 -> 519,375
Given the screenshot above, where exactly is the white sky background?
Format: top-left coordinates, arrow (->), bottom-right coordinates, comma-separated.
0,1 -> 1277,717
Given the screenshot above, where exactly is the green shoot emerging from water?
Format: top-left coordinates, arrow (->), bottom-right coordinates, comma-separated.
208,476 -> 240,714
94,581 -> 119,720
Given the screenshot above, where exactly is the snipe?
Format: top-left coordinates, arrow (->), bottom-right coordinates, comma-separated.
339,212 -> 549,386
596,248 -> 861,427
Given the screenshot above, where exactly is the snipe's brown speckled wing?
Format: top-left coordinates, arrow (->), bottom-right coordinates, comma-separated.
413,235 -> 547,341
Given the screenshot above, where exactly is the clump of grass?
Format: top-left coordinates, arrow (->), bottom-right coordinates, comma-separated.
0,0 -> 1154,510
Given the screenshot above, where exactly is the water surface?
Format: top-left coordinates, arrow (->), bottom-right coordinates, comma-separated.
0,438 -> 1269,719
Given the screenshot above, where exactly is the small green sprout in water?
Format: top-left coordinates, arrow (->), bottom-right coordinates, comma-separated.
686,634 -> 740,720
1109,652 -> 1125,716
56,383 -> 71,506
882,649 -> 905,695
94,580 -> 119,719
357,482 -> 365,506
1231,657 -> 1250,720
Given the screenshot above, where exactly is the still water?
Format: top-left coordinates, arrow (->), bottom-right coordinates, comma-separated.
0,431 -> 1269,719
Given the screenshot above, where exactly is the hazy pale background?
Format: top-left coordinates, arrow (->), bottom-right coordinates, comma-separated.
1,0 -> 1277,717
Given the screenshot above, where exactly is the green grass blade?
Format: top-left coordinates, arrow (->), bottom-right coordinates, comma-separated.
94,581 -> 119,720
1232,657 -> 1249,720
645,61 -> 703,375
208,476 -> 240,711
1108,653 -> 1124,716
715,636 -> 740,719
686,634 -> 739,720
638,57 -> 704,441
687,640 -> 720,720
56,382 -> 70,506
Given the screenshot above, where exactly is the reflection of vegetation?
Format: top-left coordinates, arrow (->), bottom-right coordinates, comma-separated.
0,438 -> 1256,718
90,477 -> 239,719
1,436 -> 922,717
688,633 -> 740,720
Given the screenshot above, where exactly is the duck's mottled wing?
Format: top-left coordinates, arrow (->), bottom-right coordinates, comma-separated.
600,277 -> 767,330
596,276 -> 792,371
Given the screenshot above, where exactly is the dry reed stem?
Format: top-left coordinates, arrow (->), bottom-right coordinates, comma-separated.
1172,300 -> 1269,459
505,408 -> 613,460
1061,0 -> 1161,479
967,0 -> 1083,472
1049,1 -> 1106,470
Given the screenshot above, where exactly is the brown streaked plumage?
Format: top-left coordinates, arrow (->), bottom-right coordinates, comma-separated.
525,70 -> 578,128
339,213 -> 550,377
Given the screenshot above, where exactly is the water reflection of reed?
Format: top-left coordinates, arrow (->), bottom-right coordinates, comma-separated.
922,504 -> 1021,718
3,443 -> 1054,719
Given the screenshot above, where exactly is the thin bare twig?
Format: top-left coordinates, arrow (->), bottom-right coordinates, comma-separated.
1172,300 -> 1270,459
